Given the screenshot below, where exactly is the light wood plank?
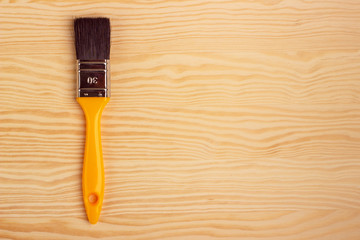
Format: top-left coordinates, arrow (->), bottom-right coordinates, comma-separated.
1,211 -> 360,240
1,0 -> 360,239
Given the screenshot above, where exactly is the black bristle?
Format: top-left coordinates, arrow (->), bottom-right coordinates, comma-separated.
74,18 -> 110,60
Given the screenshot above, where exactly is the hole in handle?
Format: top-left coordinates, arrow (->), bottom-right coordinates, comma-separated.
88,193 -> 98,204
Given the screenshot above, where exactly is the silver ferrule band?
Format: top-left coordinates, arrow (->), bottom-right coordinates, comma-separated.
77,59 -> 110,97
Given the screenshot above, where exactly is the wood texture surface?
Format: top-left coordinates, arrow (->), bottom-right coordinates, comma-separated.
1,0 -> 360,239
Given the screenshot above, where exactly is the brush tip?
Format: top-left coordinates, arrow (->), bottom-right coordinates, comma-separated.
74,17 -> 110,60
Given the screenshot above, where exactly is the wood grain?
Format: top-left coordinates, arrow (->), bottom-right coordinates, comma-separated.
1,0 -> 360,239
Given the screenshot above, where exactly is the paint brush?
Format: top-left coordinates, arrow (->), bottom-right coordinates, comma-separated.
74,17 -> 110,224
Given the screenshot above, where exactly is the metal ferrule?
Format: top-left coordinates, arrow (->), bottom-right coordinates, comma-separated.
77,60 -> 110,97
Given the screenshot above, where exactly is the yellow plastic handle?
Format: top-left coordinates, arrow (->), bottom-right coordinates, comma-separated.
77,97 -> 109,224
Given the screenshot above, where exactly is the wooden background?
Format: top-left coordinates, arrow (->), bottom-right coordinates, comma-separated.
1,0 -> 360,239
